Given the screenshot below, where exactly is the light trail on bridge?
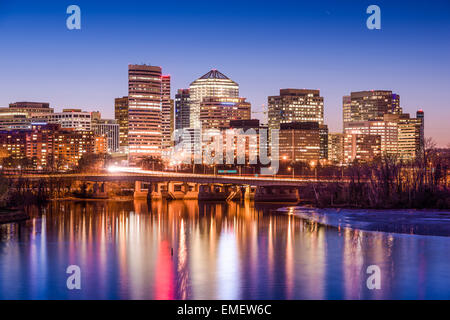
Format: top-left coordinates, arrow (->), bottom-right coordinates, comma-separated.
6,166 -> 353,186
105,166 -> 349,184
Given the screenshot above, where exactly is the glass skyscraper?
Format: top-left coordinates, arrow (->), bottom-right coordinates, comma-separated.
189,69 -> 239,129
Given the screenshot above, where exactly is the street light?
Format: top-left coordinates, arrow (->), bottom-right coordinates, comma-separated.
310,161 -> 317,180
281,155 -> 289,177
267,166 -> 275,179
287,166 -> 295,178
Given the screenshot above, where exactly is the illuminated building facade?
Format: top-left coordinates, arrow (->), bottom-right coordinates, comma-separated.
343,134 -> 381,163
398,110 -> 424,161
319,124 -> 328,160
24,124 -> 58,168
0,113 -> 32,130
175,89 -> 190,130
128,64 -> 162,160
342,90 -> 424,162
200,97 -> 251,130
93,119 -> 120,153
0,130 -> 27,163
344,117 -> 399,157
224,119 -> 262,165
328,133 -> 344,164
0,124 -> 107,169
279,122 -> 320,163
343,91 -> 401,128
344,111 -> 424,161
0,102 -> 54,130
0,124 -> 56,168
161,75 -> 174,150
342,95 -> 352,125
38,109 -> 92,131
114,96 -> 129,151
53,129 -> 106,168
268,89 -> 324,136
8,102 -> 54,116
189,69 -> 239,129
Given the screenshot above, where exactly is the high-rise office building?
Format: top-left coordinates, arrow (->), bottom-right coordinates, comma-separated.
319,124 -> 328,160
279,122 -> 321,164
128,64 -> 162,160
161,75 -> 173,150
343,134 -> 381,163
93,119 -> 120,153
114,96 -> 129,151
343,91 -> 401,128
416,109 -> 425,156
200,97 -> 251,130
344,116 -> 400,157
398,110 -> 424,161
344,111 -> 424,161
169,99 -> 174,145
268,89 -> 324,134
189,69 -> 239,129
328,133 -> 344,164
416,109 -> 424,122
342,95 -> 352,125
224,119 -> 261,166
175,89 -> 190,130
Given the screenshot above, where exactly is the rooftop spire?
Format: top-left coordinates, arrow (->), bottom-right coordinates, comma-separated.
199,69 -> 230,80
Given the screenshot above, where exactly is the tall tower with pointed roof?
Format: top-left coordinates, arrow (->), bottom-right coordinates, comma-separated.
189,69 -> 239,129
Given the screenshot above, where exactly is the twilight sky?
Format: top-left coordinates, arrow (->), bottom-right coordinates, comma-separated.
0,0 -> 449,146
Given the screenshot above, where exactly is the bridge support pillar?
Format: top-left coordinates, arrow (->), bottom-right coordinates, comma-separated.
244,185 -> 254,201
92,182 -> 107,199
254,186 -> 299,203
134,181 -> 149,199
198,184 -> 229,201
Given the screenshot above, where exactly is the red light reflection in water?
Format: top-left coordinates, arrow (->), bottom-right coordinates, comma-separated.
154,240 -> 175,300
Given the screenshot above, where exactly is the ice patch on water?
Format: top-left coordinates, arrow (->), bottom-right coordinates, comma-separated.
279,207 -> 450,237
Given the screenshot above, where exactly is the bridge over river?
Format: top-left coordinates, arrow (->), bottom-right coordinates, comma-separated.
14,167 -> 351,202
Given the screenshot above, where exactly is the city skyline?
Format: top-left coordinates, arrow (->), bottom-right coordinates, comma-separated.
0,1 -> 449,304
0,67 -> 438,147
0,0 -> 449,146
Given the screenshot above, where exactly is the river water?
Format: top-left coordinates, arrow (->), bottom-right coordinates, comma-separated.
0,200 -> 449,300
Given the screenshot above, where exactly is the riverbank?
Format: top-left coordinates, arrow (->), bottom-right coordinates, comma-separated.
0,209 -> 29,224
53,196 -> 134,202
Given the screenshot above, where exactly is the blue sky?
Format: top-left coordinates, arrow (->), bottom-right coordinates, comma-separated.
0,0 -> 449,145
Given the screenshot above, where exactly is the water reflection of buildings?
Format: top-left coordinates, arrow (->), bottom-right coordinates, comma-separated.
0,201 -> 449,299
